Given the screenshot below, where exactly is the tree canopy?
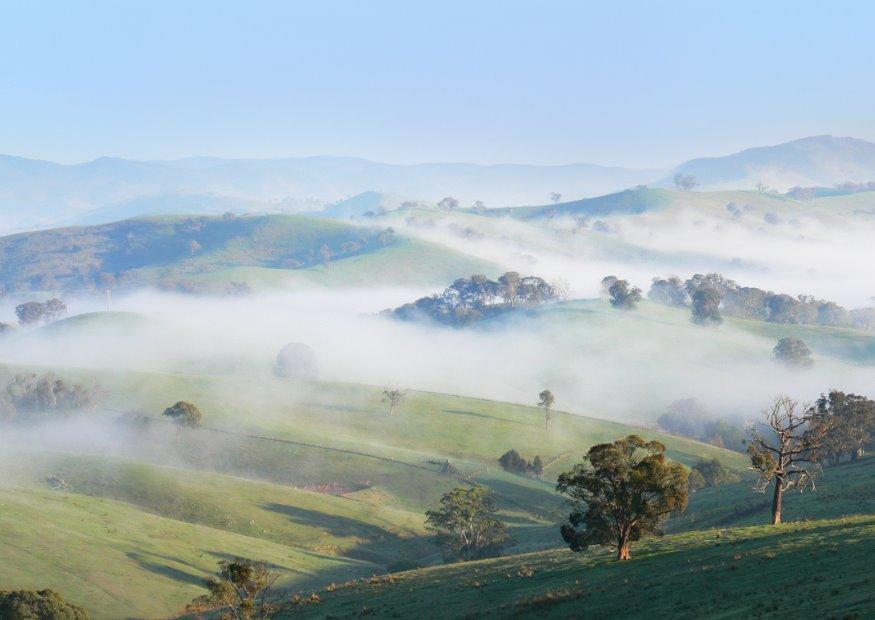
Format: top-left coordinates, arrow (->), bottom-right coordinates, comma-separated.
425,486 -> 510,562
556,435 -> 688,560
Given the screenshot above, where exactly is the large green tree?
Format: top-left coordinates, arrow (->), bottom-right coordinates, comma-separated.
556,435 -> 688,560
425,486 -> 510,562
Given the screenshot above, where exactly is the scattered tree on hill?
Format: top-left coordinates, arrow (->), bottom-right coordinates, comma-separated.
604,277 -> 642,310
437,196 -> 459,212
673,173 -> 698,191
773,337 -> 813,367
472,200 -> 487,214
498,271 -> 522,307
691,457 -> 740,487
498,449 -> 544,476
556,435 -> 688,560
809,390 -> 875,465
648,276 -> 688,307
190,558 -> 283,619
163,401 -> 203,442
550,192 -> 562,204
425,485 -> 510,562
274,343 -> 319,379
0,589 -> 89,619
688,468 -> 707,492
382,387 -> 405,416
747,396 -> 830,525
690,287 -> 723,326
538,389 -> 555,429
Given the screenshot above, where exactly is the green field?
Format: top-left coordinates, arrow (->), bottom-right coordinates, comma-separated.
294,516 -> 875,618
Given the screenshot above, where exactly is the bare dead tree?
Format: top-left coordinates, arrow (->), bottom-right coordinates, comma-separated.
747,396 -> 830,524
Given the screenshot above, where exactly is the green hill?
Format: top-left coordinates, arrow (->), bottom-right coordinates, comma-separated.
0,214 -> 495,293
288,516 -> 875,618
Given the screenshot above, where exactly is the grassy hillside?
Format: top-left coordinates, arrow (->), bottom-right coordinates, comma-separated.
0,214 -> 494,293
0,486 -> 374,619
289,516 -> 875,618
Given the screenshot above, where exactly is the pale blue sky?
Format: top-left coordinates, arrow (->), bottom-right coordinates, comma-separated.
1,0 -> 873,167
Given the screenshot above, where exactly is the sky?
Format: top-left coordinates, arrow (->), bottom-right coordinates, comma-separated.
1,0 -> 874,168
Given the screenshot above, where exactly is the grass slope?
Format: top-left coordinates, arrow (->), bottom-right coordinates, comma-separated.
293,516 -> 875,618
0,486 -> 375,619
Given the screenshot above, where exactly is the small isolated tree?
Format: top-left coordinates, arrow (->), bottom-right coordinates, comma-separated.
673,173 -> 698,191
0,589 -> 89,619
550,192 -> 562,204
437,196 -> 459,213
425,486 -> 509,562
190,558 -> 283,619
556,435 -> 689,560
538,389 -> 555,429
690,287 -> 723,326
607,279 -> 642,310
382,387 -> 405,416
747,396 -> 830,524
163,401 -> 203,442
773,337 -> 813,367
471,200 -> 487,214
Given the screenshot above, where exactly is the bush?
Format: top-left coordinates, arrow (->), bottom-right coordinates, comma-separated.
498,449 -> 543,476
0,589 -> 89,619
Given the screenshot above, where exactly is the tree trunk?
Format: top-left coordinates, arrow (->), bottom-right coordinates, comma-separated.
545,408 -> 550,430
771,476 -> 784,524
617,543 -> 631,561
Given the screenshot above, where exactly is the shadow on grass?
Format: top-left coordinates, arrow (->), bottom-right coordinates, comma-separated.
125,552 -> 204,586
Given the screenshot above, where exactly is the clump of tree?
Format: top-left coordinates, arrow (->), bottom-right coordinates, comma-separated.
382,387 -> 405,416
189,558 -> 285,619
425,486 -> 510,562
601,276 -> 642,310
437,196 -> 459,212
688,457 -> 740,491
15,298 -> 67,325
0,589 -> 89,619
773,337 -> 813,367
809,390 -> 875,465
387,272 -> 559,326
649,271 -> 875,331
656,398 -> 746,452
0,373 -> 102,423
274,343 -> 319,379
498,449 -> 544,476
648,276 -> 688,307
538,389 -> 555,429
747,396 -> 831,524
557,435 -> 688,560
163,401 -> 203,442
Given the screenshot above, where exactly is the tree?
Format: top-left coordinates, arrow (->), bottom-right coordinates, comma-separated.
471,200 -> 487,214
275,343 -> 319,379
747,396 -> 830,524
190,558 -> 283,619
648,276 -> 688,307
606,279 -> 642,310
498,272 -> 522,307
673,173 -> 698,191
163,401 -> 203,442
15,301 -> 46,325
538,389 -> 555,429
0,589 -> 89,619
43,298 -> 68,322
809,391 -> 875,465
773,337 -> 813,367
556,435 -> 688,560
550,192 -> 562,204
531,455 -> 544,476
437,196 -> 459,212
688,468 -> 706,492
498,449 -> 543,475
424,486 -> 509,562
382,387 -> 405,416
690,287 -> 723,326
690,457 -> 739,487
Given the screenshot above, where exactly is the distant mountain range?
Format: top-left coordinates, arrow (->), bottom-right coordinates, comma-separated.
0,155 -> 657,233
2,135 -> 875,234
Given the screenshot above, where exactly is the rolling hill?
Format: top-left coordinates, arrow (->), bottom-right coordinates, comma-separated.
0,214 -> 495,294
663,135 -> 875,192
